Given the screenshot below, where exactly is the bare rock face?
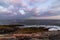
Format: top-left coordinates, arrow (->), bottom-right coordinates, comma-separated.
0,25 -> 19,34
49,34 -> 60,40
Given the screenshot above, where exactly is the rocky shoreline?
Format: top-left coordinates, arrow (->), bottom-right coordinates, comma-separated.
0,31 -> 60,40
0,25 -> 60,40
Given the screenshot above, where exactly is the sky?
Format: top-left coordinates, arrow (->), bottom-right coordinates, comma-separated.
0,0 -> 60,19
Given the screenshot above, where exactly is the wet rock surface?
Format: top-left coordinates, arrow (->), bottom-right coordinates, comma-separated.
0,31 -> 60,40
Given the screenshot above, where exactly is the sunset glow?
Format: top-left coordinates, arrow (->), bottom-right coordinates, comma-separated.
0,0 -> 60,19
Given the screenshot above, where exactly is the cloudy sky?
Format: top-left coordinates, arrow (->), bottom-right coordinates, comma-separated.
0,0 -> 60,19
